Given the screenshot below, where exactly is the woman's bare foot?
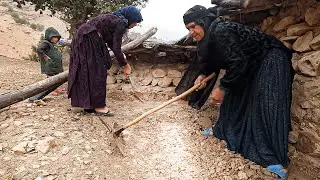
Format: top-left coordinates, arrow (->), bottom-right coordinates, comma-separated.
95,107 -> 110,112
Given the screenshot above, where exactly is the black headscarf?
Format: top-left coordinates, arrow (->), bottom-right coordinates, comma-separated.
176,5 -> 220,110
183,5 -> 217,32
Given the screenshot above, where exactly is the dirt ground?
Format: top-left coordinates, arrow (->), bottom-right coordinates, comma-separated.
1,56 -> 319,180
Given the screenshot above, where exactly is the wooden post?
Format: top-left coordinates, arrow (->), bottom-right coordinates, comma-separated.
0,27 -> 158,110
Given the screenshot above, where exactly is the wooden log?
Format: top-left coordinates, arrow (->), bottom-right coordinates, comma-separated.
0,27 -> 158,110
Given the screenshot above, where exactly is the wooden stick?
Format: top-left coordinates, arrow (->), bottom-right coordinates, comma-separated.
115,72 -> 216,134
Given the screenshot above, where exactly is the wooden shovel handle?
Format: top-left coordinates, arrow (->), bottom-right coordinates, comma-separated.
123,72 -> 216,129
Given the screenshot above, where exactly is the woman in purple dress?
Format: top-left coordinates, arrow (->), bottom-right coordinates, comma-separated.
68,6 -> 142,115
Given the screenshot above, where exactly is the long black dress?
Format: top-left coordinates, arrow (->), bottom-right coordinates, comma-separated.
176,18 -> 294,167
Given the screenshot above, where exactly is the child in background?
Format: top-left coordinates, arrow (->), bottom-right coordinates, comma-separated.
29,27 -> 64,104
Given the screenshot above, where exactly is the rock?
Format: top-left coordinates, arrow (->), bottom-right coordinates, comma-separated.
14,121 -> 22,126
249,164 -> 260,170
108,63 -> 120,75
289,131 -> 299,144
54,131 -> 65,137
287,23 -> 313,36
313,27 -> 320,37
282,42 -> 292,49
35,100 -> 47,106
197,117 -> 212,129
273,16 -> 296,32
158,77 -> 172,87
310,34 -> 320,50
121,84 -> 132,92
107,76 -> 116,84
167,70 -> 182,78
177,64 -> 189,70
151,78 -> 159,86
115,74 -> 127,82
42,115 -> 50,121
141,74 -> 153,86
297,50 -> 320,76
300,101 -> 314,109
26,141 -> 36,153
172,78 -> 181,87
106,149 -> 112,155
1,123 -> 9,129
152,69 -> 166,78
12,141 -> 28,155
238,171 -> 248,179
35,176 -> 45,180
61,146 -> 72,155
261,17 -> 274,32
36,137 -> 57,154
292,31 -> 313,52
280,36 -> 299,43
296,130 -> 320,154
86,171 -> 93,175
305,6 -> 320,26
0,169 -> 5,175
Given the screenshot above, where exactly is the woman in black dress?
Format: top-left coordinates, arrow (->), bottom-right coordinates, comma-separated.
180,5 -> 294,179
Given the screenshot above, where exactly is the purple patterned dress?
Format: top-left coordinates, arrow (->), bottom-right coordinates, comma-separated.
68,14 -> 127,109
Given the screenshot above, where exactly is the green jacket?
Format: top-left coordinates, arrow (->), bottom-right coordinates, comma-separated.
38,27 -> 63,75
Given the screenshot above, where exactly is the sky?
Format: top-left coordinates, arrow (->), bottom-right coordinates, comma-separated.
132,0 -> 213,41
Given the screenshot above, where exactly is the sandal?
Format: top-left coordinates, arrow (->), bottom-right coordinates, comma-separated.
203,127 -> 213,137
267,164 -> 287,180
83,109 -> 95,113
94,109 -> 115,117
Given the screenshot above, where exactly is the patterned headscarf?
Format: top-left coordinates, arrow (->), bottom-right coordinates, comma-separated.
113,5 -> 143,27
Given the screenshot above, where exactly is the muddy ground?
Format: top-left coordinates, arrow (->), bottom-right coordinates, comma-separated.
0,55 -> 318,179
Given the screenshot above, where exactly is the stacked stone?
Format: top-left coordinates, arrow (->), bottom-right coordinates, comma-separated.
260,0 -> 320,157
106,63 -> 188,88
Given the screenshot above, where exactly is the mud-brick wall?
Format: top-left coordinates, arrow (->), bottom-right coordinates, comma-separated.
259,0 -> 320,158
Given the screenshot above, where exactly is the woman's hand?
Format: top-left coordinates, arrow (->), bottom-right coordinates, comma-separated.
210,87 -> 225,104
123,63 -> 131,76
194,74 -> 207,90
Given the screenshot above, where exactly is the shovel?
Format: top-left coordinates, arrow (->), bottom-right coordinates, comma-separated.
113,72 -> 216,137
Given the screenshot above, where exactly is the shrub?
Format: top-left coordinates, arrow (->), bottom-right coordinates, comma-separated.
30,23 -> 45,31
24,34 -> 44,62
7,6 -> 13,12
10,12 -> 29,25
0,2 -> 9,7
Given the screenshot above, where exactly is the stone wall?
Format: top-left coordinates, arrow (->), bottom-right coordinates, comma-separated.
259,0 -> 320,162
106,56 -> 189,99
